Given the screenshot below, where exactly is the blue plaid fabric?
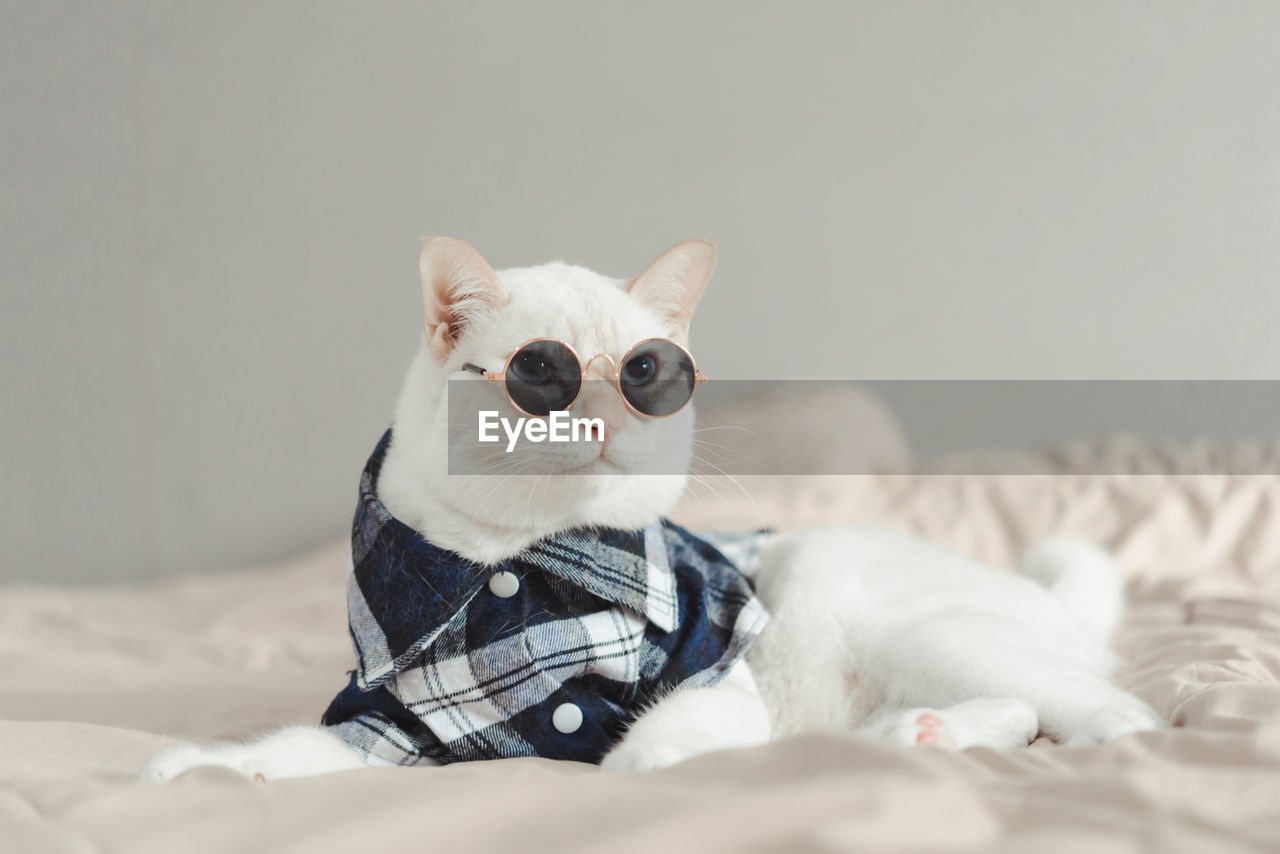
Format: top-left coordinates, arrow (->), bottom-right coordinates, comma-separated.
321,430 -> 770,766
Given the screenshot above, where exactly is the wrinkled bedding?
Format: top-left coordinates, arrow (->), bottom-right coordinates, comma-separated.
3,439 -> 1280,852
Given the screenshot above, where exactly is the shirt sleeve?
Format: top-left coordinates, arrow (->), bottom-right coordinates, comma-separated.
322,674 -> 446,766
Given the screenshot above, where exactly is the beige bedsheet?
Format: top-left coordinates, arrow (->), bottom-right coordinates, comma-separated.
4,455 -> 1280,851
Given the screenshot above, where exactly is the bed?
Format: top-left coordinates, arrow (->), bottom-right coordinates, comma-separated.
3,388 -> 1279,853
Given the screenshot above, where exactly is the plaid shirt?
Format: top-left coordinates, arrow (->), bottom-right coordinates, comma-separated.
321,430 -> 770,765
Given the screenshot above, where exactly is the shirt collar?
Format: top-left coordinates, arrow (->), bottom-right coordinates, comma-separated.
360,429 -> 680,634
514,524 -> 679,633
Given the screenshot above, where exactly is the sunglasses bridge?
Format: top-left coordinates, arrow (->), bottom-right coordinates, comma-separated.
581,353 -> 620,379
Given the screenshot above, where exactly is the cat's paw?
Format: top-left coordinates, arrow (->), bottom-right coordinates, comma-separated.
863,709 -> 960,748
1062,697 -> 1167,745
599,724 -> 718,773
142,727 -> 369,783
600,740 -> 695,773
139,743 -> 253,784
864,698 -> 1038,750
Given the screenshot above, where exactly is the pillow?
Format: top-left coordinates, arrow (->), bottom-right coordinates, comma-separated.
686,382 -> 912,477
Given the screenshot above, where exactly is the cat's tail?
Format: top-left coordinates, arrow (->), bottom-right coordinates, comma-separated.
1022,539 -> 1124,639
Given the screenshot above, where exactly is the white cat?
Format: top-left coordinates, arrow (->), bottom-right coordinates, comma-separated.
142,237 -> 1164,782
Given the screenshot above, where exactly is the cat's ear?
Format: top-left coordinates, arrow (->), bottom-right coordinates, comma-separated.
419,237 -> 509,360
627,238 -> 717,343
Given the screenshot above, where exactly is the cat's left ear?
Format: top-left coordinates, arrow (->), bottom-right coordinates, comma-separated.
627,238 -> 717,343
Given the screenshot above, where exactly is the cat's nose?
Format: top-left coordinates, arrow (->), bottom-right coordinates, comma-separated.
574,379 -> 628,439
584,417 -> 623,444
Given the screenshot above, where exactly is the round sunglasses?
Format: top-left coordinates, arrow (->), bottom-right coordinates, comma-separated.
461,338 -> 706,418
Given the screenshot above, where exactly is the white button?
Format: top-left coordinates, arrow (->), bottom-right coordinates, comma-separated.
552,702 -> 583,734
488,571 -> 520,598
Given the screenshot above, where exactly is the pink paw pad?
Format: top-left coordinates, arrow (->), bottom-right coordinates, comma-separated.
914,713 -> 954,747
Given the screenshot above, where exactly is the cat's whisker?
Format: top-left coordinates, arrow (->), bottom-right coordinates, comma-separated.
686,469 -> 731,506
691,438 -> 753,467
464,458 -> 535,477
472,464 -> 542,506
684,474 -> 729,513
525,473 -> 547,524
461,451 -> 552,477
692,425 -> 757,436
690,453 -> 765,528
679,476 -> 712,514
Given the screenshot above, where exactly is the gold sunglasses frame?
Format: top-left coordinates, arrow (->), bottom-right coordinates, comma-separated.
461,337 -> 707,418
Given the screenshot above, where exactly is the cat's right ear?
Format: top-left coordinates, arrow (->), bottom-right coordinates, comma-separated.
419,237 -> 509,361
627,238 -> 717,344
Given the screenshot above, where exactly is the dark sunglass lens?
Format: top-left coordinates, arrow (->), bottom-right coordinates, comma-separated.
619,340 -> 696,416
505,340 -> 581,416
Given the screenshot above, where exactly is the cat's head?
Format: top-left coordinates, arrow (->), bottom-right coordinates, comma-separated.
377,237 -> 715,562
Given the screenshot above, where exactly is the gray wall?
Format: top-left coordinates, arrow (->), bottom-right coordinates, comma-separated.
4,1 -> 1279,583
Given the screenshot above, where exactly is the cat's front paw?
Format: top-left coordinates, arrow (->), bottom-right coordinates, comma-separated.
600,738 -> 697,773
140,742 -> 273,783
863,698 -> 1038,751
142,727 -> 369,783
599,726 -> 715,773
140,743 -> 237,784
1064,696 -> 1167,745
